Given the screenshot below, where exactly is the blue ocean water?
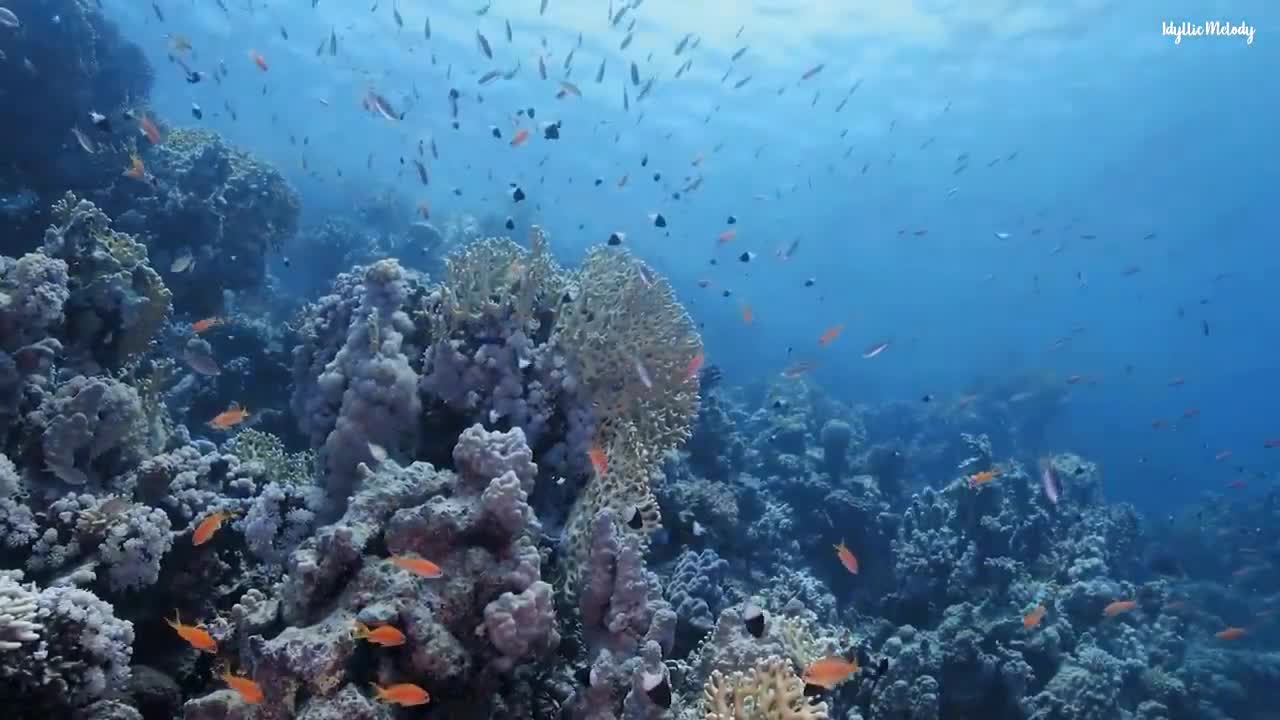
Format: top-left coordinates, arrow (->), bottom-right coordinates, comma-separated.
106,0 -> 1275,513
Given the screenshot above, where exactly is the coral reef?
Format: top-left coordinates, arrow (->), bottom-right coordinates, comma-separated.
0,0 -> 152,244
114,128 -> 300,316
39,193 -> 172,371
0,152 -> 1261,720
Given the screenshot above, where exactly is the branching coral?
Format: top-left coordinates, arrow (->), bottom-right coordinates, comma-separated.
0,578 -> 134,712
702,656 -> 828,720
434,226 -> 566,340
0,575 -> 40,651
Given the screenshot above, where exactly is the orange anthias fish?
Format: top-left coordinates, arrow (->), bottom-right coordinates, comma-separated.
374,682 -> 430,706
219,665 -> 264,704
587,445 -> 608,476
684,351 -> 704,382
122,150 -> 146,180
192,509 -> 234,546
249,49 -> 269,71
1023,604 -> 1047,628
741,304 -> 753,324
802,655 -> 858,689
389,554 -> 444,578
192,316 -> 223,333
834,540 -> 858,574
208,402 -> 250,430
1216,626 -> 1247,640
818,324 -> 845,346
167,610 -> 217,653
510,128 -> 530,146
968,469 -> 1000,488
138,114 -> 161,144
354,620 -> 406,647
717,228 -> 737,244
1103,599 -> 1137,617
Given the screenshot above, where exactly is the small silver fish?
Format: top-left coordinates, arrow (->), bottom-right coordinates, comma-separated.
183,340 -> 221,376
170,248 -> 195,272
595,58 -> 605,83
70,126 -> 96,153
634,358 -> 652,389
476,30 -> 492,59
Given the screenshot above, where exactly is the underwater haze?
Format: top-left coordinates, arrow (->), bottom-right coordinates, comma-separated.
0,0 -> 1278,717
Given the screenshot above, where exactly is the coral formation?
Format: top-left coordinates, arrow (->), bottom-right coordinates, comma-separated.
130,129 -> 300,315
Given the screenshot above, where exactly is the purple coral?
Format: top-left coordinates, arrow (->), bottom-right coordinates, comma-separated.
302,260 -> 423,511
26,375 -> 147,492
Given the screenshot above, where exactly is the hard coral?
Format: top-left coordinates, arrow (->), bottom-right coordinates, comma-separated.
258,425 -> 554,718
436,227 -> 566,339
553,245 -> 700,454
0,0 -> 151,242
702,656 -> 828,720
40,193 -> 171,370
135,128 -> 300,316
315,259 -> 422,510
419,226 -> 575,451
25,375 -> 147,491
0,252 -> 69,349
0,579 -> 134,713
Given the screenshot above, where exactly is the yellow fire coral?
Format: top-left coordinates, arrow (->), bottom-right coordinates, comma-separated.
436,225 -> 566,337
553,246 -> 701,452
554,247 -> 702,591
704,656 -> 829,720
432,234 -> 702,595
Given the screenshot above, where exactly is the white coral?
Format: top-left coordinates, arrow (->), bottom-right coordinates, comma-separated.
0,575 -> 41,650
